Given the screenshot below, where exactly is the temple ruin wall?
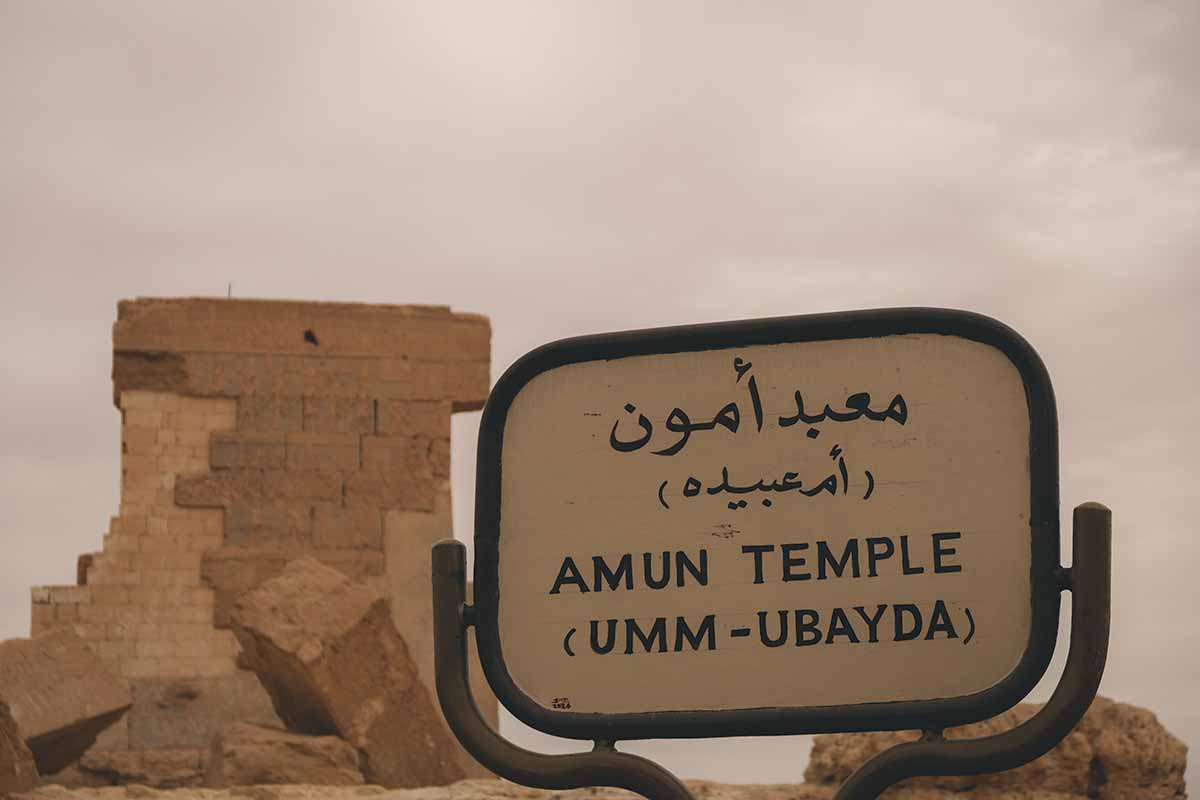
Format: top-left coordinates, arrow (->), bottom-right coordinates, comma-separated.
29,297 -> 495,778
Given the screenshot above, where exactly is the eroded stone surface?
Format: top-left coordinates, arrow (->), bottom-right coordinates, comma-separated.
205,723 -> 364,787
73,749 -> 205,789
12,779 -> 833,800
0,628 -> 132,774
804,696 -> 1187,799
1078,697 -> 1189,799
35,696 -> 1182,798
0,699 -> 39,796
128,674 -> 281,751
4,778 -> 1178,800
383,499 -> 497,780
230,558 -> 464,788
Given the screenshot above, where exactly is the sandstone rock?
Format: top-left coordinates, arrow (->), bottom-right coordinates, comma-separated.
804,695 -> 1187,798
0,628 -> 132,774
1077,697 -> 1189,799
384,497 -> 498,781
71,749 -> 204,789
110,350 -> 188,406
804,703 -> 1093,795
40,764 -> 116,789
230,557 -> 465,788
8,778 -> 835,800
0,699 -> 39,795
0,766 -> 1188,800
200,547 -> 292,628
206,723 -> 364,787
126,673 -> 282,751
76,553 -> 98,586
201,546 -> 385,630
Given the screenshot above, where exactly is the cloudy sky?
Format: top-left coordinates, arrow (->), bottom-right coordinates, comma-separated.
2,0 -> 1197,787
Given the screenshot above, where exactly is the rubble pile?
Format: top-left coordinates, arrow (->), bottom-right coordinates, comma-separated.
0,700 -> 38,795
0,628 -> 132,775
205,722 -> 364,787
229,557 -> 465,787
805,696 -> 1188,798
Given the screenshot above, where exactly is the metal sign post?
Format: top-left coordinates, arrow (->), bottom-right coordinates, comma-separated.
432,308 -> 1110,800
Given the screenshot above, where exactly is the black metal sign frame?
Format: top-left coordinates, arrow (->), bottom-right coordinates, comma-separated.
432,502 -> 1109,800
472,307 -> 1060,741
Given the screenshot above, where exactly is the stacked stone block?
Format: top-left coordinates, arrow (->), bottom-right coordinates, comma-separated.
30,298 -> 492,783
32,392 -> 240,684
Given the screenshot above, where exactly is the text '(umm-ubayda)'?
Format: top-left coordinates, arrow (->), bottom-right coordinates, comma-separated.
549,532 -> 975,658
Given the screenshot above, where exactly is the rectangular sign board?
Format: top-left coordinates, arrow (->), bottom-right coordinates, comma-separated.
473,309 -> 1059,740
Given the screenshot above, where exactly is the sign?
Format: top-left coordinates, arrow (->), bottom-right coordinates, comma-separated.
472,309 -> 1059,740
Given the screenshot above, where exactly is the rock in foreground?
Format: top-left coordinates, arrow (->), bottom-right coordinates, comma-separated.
0,699 -> 38,795
805,695 -> 1187,799
0,627 -> 132,775
5,779 -> 1183,800
206,722 -> 364,787
230,557 -> 464,788
8,701 -> 1191,800
12,779 -> 833,800
65,749 -> 205,789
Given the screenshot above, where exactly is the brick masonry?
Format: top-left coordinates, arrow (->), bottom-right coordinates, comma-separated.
30,298 -> 495,781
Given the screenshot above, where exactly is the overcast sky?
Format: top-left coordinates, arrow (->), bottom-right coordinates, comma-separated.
2,0 -> 1197,787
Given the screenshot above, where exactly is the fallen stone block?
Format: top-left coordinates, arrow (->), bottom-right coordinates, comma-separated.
230,556 -> 465,787
0,699 -> 39,795
73,748 -> 204,789
126,672 -> 282,751
0,628 -> 132,774
39,763 -> 115,789
205,722 -> 364,787
200,546 -> 292,628
201,546 -> 385,630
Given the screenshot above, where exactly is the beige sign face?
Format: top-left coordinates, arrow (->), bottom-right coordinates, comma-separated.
496,333 -> 1032,715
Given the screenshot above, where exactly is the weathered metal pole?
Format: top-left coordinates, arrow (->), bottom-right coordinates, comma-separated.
432,538 -> 694,800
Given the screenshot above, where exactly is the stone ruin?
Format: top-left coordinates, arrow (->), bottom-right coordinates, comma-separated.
21,297 -> 497,786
